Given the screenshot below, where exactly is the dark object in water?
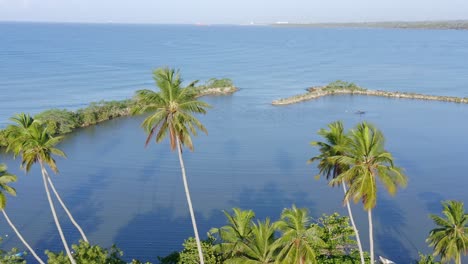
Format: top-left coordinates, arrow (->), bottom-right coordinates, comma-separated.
355,110 -> 366,115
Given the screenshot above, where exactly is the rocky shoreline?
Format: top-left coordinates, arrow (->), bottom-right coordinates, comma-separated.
272,85 -> 468,106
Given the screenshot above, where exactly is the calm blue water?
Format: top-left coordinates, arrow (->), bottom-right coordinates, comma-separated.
0,22 -> 468,263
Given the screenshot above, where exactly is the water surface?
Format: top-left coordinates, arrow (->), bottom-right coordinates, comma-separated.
0,23 -> 468,262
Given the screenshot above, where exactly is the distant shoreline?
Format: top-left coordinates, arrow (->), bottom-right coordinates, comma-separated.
270,20 -> 468,30
272,81 -> 468,106
2,20 -> 468,30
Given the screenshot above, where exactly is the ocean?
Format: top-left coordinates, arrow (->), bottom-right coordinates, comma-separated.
1,22 -> 468,262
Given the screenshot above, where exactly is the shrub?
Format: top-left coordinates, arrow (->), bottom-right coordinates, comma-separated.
178,237 -> 221,264
35,109 -> 80,135
45,241 -> 151,264
324,80 -> 366,92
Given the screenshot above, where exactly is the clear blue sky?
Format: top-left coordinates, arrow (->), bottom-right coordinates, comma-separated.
0,0 -> 467,24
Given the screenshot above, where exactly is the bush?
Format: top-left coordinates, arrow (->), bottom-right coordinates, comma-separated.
314,213 -> 356,256
324,80 -> 366,92
45,241 -> 151,264
178,237 -> 221,264
204,78 -> 233,88
76,100 -> 133,126
415,253 -> 441,264
35,109 -> 80,135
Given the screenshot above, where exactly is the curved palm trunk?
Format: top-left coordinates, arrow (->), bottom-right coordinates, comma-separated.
44,170 -> 88,242
342,181 -> 365,264
40,161 -> 76,264
368,209 -> 374,264
2,209 -> 45,264
457,254 -> 461,264
176,137 -> 205,264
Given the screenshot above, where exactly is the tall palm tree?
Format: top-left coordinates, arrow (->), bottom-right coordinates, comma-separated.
427,200 -> 468,264
0,164 -> 45,264
210,208 -> 255,259
309,121 -> 365,264
330,122 -> 407,264
274,205 -> 325,264
6,114 -> 88,243
132,67 -> 211,264
226,219 -> 278,264
7,120 -> 76,264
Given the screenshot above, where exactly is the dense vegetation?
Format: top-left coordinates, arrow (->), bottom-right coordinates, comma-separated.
321,80 -> 366,92
158,209 -> 368,264
0,78 -> 235,148
0,68 -> 466,263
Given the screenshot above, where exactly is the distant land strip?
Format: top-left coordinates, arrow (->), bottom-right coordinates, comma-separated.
270,20 -> 468,30
272,81 -> 468,106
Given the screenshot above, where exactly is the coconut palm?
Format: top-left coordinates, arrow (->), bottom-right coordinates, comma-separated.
309,121 -> 365,264
6,114 -> 89,243
274,205 -> 325,264
226,219 -> 278,264
210,208 -> 255,259
427,200 -> 468,264
132,67 -> 211,264
330,122 -> 407,264
7,120 -> 76,264
0,164 -> 45,264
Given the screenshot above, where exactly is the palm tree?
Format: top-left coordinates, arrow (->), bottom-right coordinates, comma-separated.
7,120 -> 76,264
210,208 -> 255,259
309,121 -> 365,264
132,67 -> 211,264
226,219 -> 278,264
6,114 -> 88,242
0,164 -> 45,264
427,200 -> 468,264
274,205 -> 325,264
330,122 -> 407,264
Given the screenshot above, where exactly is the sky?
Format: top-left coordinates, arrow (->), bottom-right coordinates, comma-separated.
0,0 -> 467,24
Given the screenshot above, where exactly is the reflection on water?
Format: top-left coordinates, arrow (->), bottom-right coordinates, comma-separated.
1,95 -> 467,262
1,24 -> 468,263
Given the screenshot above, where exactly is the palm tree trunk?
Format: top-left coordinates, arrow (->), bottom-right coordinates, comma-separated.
368,209 -> 374,264
457,254 -> 461,264
40,161 -> 76,264
176,137 -> 205,264
2,209 -> 45,264
44,170 -> 88,242
342,180 -> 365,264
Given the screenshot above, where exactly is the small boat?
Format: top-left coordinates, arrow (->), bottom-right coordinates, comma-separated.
355,110 -> 366,115
379,256 -> 396,264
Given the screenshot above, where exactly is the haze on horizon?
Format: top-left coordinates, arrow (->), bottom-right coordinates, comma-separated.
0,0 -> 467,25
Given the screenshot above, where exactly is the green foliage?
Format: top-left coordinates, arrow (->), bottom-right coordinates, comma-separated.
178,237 -> 221,264
35,109 -> 79,135
274,205 -> 324,264
415,253 -> 441,264
0,164 -> 17,209
323,81 -> 366,92
317,250 -> 369,263
314,213 -> 356,257
157,251 -> 180,264
209,208 -> 255,259
0,130 -> 8,148
199,78 -> 234,89
132,67 -> 211,151
0,240 -> 26,264
45,241 -> 151,264
76,100 -> 133,126
427,200 -> 468,263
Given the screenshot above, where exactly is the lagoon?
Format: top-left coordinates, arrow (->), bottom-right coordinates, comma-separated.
0,22 -> 468,262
